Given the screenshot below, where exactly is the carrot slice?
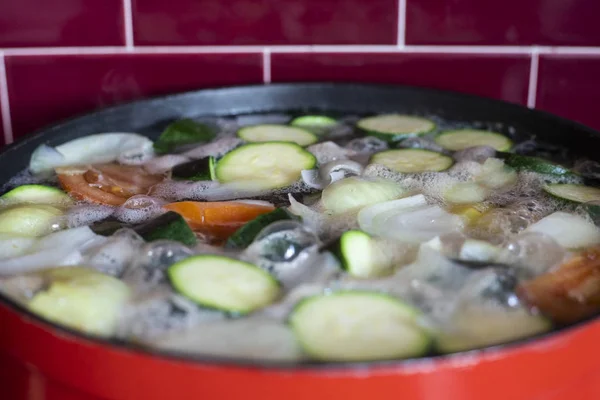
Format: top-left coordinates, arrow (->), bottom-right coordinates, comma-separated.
164,201 -> 275,240
57,164 -> 164,206
517,246 -> 600,324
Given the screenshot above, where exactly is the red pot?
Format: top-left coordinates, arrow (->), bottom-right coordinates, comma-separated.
2,300 -> 600,400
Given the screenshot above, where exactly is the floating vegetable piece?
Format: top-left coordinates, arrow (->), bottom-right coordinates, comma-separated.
0,226 -> 102,275
29,133 -> 154,174
134,211 -> 197,246
301,159 -> 364,190
150,318 -> 303,362
28,267 -> 130,336
524,211 -> 600,249
289,291 -> 429,361
543,184 -> 600,204
164,201 -> 275,241
0,233 -> 38,259
154,119 -> 215,154
358,194 -> 463,243
435,130 -> 512,151
171,156 -> 216,181
168,255 -> 280,313
0,205 -> 63,237
443,182 -> 489,204
517,246 -> 600,324
499,153 -> 574,177
215,142 -> 317,189
57,164 -> 164,206
321,177 -> 405,215
370,149 -> 453,173
1,185 -> 72,206
290,115 -> 337,134
225,208 -> 296,249
435,306 -> 551,353
326,230 -> 410,278
237,124 -> 318,146
356,114 -> 436,143
474,158 -> 517,190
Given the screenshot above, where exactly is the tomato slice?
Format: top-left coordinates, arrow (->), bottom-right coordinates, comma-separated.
164,201 -> 275,241
517,246 -> 600,324
57,164 -> 164,206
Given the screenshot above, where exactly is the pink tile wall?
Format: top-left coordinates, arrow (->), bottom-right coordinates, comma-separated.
0,0 -> 599,147
0,0 -> 125,47
536,55 -> 600,131
133,0 -> 398,45
405,0 -> 600,46
271,53 -> 531,105
6,53 -> 262,139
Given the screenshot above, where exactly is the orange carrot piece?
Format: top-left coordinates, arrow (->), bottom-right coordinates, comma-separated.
163,201 -> 275,240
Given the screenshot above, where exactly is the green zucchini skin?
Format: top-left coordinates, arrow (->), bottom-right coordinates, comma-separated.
225,208 -> 297,249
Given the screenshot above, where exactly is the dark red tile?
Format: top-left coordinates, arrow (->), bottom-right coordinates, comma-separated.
406,0 -> 600,46
0,0 -> 124,47
271,52 -> 531,104
6,53 -> 263,139
536,55 -> 600,132
132,0 -> 397,45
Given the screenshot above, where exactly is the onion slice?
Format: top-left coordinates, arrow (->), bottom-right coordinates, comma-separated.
358,194 -> 464,243
30,133 -> 154,174
0,226 -> 103,276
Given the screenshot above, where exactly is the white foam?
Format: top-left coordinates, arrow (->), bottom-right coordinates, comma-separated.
182,137 -> 243,160
306,141 -> 356,164
65,204 -> 116,228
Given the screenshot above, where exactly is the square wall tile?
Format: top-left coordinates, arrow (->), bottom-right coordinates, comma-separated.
132,0 -> 397,45
406,0 -> 600,46
271,52 -> 531,104
536,55 -> 600,132
0,0 -> 124,47
6,53 -> 263,139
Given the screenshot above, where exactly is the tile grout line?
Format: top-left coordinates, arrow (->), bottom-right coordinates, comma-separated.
262,49 -> 271,83
397,0 -> 407,47
0,53 -> 14,144
3,44 -> 600,56
123,0 -> 135,50
527,48 -> 540,108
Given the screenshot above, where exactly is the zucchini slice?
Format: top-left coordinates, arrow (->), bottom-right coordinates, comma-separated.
134,211 -> 197,246
28,267 -> 130,337
214,142 -> 317,189
289,291 -> 429,361
370,149 -> 453,173
435,129 -> 512,151
0,205 -> 63,237
237,124 -> 318,146
225,208 -> 296,249
357,114 -> 436,143
543,184 -> 600,204
171,156 -> 216,181
1,185 -> 72,206
154,119 -> 215,154
168,255 -> 280,313
290,115 -> 337,132
499,153 -> 574,176
327,230 -> 393,278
